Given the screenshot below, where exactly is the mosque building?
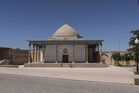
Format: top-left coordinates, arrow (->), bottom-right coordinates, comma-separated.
27,24 -> 103,66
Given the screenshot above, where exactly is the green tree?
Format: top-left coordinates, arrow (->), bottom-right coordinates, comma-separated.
111,52 -> 122,66
128,30 -> 139,61
123,54 -> 131,66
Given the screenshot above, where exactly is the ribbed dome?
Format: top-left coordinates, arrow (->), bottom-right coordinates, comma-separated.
49,24 -> 83,40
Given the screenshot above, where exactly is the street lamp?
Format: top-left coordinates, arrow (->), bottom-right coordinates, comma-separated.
135,38 -> 139,74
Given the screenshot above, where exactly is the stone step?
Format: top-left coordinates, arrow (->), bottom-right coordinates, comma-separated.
24,63 -> 107,68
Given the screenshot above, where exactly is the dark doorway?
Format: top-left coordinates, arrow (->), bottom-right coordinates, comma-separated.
62,55 -> 69,63
88,45 -> 99,63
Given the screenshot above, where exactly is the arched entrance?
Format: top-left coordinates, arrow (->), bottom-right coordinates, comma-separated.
101,53 -> 109,64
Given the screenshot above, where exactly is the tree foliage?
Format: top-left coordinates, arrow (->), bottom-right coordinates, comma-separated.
123,54 -> 131,61
112,52 -> 133,62
111,52 -> 121,61
128,30 -> 139,61
129,30 -> 139,47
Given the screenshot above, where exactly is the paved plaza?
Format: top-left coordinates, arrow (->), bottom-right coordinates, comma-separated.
0,73 -> 139,93
0,66 -> 134,84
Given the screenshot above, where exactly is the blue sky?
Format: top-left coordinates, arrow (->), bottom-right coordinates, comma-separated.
0,0 -> 139,51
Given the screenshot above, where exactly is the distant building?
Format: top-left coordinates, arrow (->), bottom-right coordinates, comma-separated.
27,24 -> 103,64
0,47 -> 28,65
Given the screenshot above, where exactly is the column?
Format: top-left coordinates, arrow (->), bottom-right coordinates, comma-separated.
85,44 -> 88,63
37,46 -> 40,62
96,45 -> 101,63
28,43 -> 31,63
36,46 -> 38,62
55,44 -> 58,63
42,45 -> 45,63
30,44 -> 33,63
38,46 -> 40,63
72,44 -> 75,63
38,46 -> 41,63
100,44 -> 102,63
40,47 -> 43,63
33,44 -> 35,62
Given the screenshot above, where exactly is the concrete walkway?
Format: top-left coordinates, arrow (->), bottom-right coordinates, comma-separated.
0,66 -> 134,84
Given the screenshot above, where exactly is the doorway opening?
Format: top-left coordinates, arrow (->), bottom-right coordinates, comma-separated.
62,55 -> 69,63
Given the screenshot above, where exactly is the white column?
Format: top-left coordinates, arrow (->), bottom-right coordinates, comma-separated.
43,45 -> 46,63
40,48 -> 43,63
28,43 -> 31,63
37,46 -> 40,63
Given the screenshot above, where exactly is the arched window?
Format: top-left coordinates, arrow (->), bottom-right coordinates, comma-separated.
63,48 -> 68,54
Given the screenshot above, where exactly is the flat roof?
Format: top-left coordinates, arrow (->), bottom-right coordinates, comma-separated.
27,40 -> 103,46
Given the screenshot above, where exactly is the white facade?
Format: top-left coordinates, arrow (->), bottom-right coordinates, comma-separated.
74,45 -> 85,62
43,44 -> 86,63
45,45 -> 56,62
